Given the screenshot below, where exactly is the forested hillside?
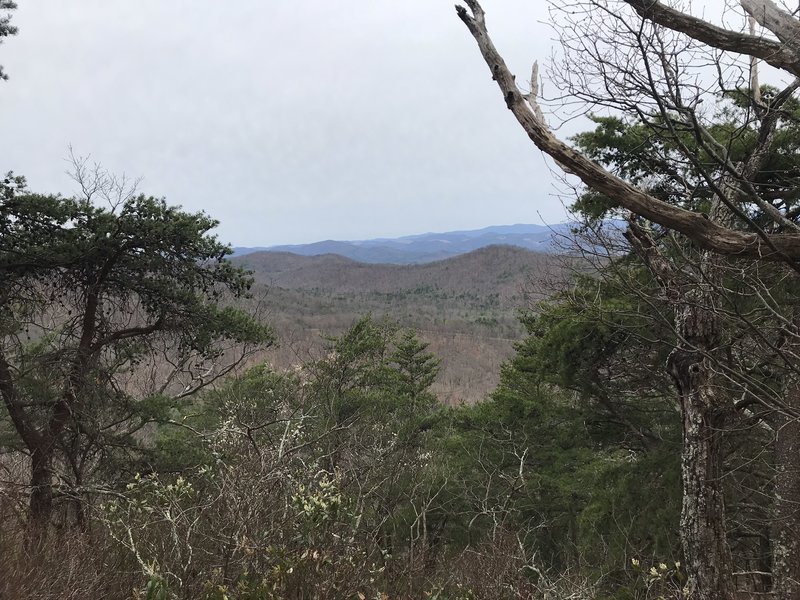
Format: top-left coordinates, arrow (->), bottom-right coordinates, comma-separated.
236,245 -> 566,403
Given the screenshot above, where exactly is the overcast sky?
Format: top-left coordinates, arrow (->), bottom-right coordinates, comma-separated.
0,1 -> 570,246
1,1 -> 734,246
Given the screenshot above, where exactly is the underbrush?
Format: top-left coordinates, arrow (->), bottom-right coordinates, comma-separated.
0,512 -> 601,600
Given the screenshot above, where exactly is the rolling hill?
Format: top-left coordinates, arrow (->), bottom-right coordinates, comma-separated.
236,245 -> 573,404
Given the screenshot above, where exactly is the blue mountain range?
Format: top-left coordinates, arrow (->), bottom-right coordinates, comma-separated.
232,223 -> 575,265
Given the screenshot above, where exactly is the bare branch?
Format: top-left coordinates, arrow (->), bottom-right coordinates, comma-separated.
622,0 -> 800,76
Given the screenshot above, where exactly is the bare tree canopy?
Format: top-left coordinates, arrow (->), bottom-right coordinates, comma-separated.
456,0 -> 800,265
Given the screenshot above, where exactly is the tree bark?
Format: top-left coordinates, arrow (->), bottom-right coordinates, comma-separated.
625,223 -> 735,600
669,346 -> 735,600
772,387 -> 800,599
621,0 -> 800,77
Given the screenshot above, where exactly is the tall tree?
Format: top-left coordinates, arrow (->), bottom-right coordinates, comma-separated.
456,2 -> 800,598
572,100 -> 800,596
0,172 -> 273,529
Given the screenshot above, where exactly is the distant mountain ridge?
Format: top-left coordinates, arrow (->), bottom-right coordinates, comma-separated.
232,223 -> 573,264
233,244 -> 561,303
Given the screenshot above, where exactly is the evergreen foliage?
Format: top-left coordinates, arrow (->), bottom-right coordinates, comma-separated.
0,176 -> 273,525
0,1 -> 16,80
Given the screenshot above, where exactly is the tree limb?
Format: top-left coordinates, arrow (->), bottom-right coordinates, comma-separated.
740,0 -> 800,56
89,314 -> 166,352
622,0 -> 800,77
